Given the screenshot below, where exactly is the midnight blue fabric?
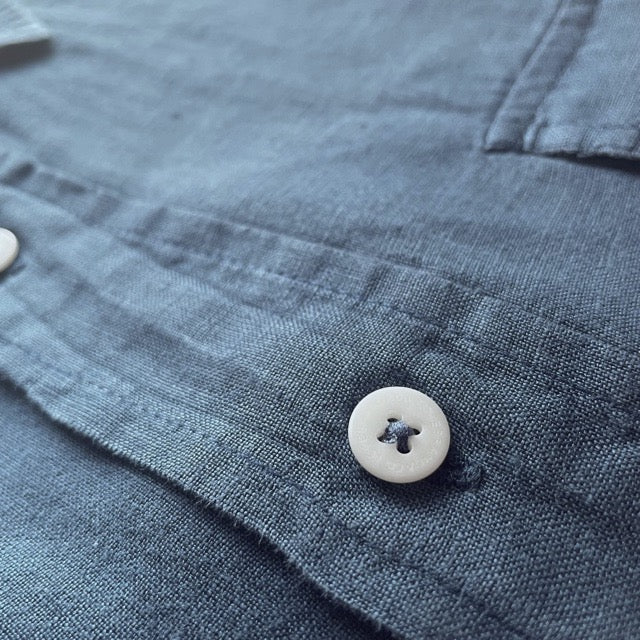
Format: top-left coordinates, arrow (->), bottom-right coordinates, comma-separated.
1,1 -> 639,639
0,381 -> 391,640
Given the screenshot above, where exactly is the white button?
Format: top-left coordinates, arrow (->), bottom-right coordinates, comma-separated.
0,228 -> 19,273
348,386 -> 450,484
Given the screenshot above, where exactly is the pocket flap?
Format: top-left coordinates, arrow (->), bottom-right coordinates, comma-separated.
486,0 -> 640,160
0,0 -> 49,49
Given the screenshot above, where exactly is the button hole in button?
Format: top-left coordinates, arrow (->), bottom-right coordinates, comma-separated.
378,418 -> 420,454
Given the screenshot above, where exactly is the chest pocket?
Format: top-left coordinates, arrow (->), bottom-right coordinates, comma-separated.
486,0 -> 640,162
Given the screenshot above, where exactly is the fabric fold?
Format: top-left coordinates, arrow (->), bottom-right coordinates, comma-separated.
0,0 -> 48,49
1,149 -> 639,639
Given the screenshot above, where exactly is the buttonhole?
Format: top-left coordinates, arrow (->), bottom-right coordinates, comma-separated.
378,418 -> 420,454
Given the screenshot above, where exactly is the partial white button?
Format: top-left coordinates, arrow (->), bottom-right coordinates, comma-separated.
0,228 -> 19,273
348,386 -> 450,484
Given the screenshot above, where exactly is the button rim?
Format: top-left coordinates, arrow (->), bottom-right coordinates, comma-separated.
348,386 -> 450,484
0,228 -> 19,273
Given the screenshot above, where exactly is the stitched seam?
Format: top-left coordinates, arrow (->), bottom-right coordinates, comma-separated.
4,282 -> 638,539
214,260 -> 639,413
0,334 -> 536,640
117,225 -> 640,376
527,0 -> 600,149
12,235 -> 640,418
484,0 -> 565,145
1,154 -> 639,360
532,123 -> 640,130
532,123 -> 640,155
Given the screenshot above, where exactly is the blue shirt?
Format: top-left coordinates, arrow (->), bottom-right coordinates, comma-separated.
1,1 -> 639,638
